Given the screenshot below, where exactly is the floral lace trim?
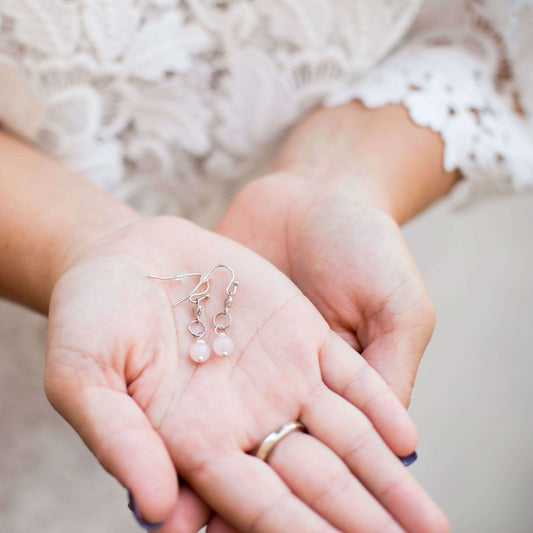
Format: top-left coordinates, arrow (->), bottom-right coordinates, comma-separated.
0,0 -> 531,216
0,0 -> 417,218
326,3 -> 533,206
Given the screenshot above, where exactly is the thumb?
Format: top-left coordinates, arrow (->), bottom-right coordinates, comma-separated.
45,373 -> 178,527
361,301 -> 436,408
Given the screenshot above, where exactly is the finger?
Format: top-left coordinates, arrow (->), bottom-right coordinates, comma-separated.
159,480 -> 212,533
362,329 -> 431,408
206,515 -> 241,533
182,451 -> 341,533
320,331 -> 418,456
301,387 -> 449,533
45,377 -> 177,526
360,292 -> 436,408
267,429 -> 404,532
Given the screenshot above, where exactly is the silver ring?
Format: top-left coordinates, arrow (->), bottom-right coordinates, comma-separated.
255,421 -> 306,462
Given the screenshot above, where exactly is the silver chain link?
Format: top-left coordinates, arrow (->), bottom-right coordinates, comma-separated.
213,280 -> 238,334
188,297 -> 207,338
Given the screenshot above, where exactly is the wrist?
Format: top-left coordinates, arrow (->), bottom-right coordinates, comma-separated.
52,203 -> 142,286
270,101 -> 460,224
54,215 -> 203,282
0,131 -> 146,314
267,162 -> 393,216
218,170 -> 388,276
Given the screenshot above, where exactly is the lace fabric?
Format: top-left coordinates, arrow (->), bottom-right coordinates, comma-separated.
0,0 -> 531,218
327,0 -> 533,206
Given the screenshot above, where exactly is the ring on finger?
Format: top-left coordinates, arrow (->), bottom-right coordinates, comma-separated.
255,421 -> 306,462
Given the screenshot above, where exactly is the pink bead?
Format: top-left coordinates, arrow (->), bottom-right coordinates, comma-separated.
190,339 -> 211,363
213,333 -> 234,357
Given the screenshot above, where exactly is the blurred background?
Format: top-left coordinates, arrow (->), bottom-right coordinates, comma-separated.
0,193 -> 532,532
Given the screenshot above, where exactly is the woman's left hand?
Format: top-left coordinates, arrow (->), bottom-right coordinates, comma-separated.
217,172 -> 436,410
217,101 -> 457,411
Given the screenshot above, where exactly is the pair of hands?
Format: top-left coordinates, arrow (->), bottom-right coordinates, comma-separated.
45,170 -> 445,532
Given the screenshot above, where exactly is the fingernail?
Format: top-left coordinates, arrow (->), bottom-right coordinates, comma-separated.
398,451 -> 418,467
128,491 -> 164,531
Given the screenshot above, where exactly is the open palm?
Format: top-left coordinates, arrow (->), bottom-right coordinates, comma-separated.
46,216 -> 445,533
219,175 -> 436,408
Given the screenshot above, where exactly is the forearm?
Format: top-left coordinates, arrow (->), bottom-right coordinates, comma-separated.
0,131 -> 140,314
269,101 -> 460,224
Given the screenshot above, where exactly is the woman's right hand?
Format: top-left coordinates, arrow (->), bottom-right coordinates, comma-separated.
46,215 -> 448,533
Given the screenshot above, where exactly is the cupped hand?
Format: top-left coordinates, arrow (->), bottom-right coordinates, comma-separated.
45,216 -> 446,532
218,174 -> 436,408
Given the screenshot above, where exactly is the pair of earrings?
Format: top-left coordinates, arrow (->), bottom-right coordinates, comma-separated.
149,264 -> 238,363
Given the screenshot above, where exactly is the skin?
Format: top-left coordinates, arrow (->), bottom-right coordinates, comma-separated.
208,102 -> 460,532
0,101 -> 455,532
219,102 -> 460,408
46,217 -> 445,533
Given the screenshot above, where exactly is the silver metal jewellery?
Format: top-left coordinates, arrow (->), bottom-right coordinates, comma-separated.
150,267 -> 307,462
255,421 -> 307,461
148,264 -> 238,364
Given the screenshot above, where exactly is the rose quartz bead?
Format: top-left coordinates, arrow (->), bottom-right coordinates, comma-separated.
190,339 -> 211,363
213,333 -> 234,357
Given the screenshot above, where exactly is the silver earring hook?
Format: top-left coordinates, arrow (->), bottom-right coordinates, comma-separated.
203,264 -> 239,296
147,272 -> 210,307
147,272 -> 203,282
148,264 -> 237,306
148,264 -> 238,361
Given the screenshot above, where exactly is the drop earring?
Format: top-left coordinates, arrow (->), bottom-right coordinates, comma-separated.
212,265 -> 238,357
148,265 -> 238,363
186,284 -> 212,363
148,270 -> 212,362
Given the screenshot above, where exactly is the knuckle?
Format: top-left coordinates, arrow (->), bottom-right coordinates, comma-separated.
309,468 -> 353,507
170,431 -> 225,481
379,471 -> 410,501
360,386 -> 393,412
342,423 -> 376,463
340,360 -> 371,398
306,383 -> 329,410
178,452 -> 219,483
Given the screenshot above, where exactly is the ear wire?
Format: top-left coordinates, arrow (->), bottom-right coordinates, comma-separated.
148,265 -> 238,363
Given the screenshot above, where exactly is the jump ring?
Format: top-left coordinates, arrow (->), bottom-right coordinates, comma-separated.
213,311 -> 231,331
188,319 -> 207,338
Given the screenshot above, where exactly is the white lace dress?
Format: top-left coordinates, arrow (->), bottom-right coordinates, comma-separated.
0,0 -> 531,222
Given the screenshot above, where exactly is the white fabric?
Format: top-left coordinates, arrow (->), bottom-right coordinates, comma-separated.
327,0 -> 533,206
0,0 -> 531,217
